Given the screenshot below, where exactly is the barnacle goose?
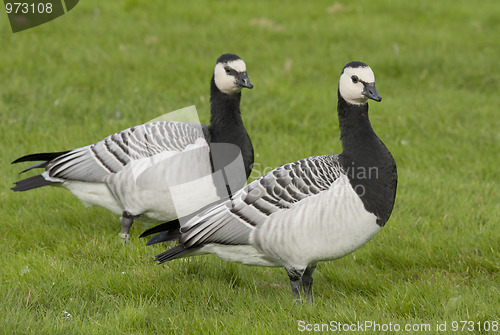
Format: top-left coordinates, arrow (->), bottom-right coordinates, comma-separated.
141,61 -> 398,303
11,53 -> 254,241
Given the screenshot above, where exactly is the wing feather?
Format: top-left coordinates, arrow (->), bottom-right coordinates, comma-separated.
172,155 -> 344,248
44,121 -> 206,182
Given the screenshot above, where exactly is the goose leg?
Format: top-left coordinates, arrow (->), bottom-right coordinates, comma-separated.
302,264 -> 317,305
286,268 -> 305,300
119,211 -> 136,242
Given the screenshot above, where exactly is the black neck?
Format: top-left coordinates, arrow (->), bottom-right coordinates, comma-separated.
208,76 -> 254,179
337,91 -> 398,227
338,95 -> 379,157
209,77 -> 244,129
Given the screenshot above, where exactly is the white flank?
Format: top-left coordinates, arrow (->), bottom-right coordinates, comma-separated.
104,137 -> 234,221
251,174 -> 380,269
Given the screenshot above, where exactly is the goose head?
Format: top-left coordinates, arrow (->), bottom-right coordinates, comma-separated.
213,54 -> 253,95
339,61 -> 381,105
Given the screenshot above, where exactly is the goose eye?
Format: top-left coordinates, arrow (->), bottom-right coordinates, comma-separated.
224,67 -> 231,74
351,75 -> 359,84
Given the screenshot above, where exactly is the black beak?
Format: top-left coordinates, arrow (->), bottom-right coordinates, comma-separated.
362,82 -> 382,102
236,73 -> 254,89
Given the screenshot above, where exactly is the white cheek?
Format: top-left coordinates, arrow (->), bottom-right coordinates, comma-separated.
227,59 -> 246,73
214,64 -> 242,95
339,75 -> 367,105
353,67 -> 375,83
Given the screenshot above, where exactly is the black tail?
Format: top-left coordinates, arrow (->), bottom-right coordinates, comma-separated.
12,151 -> 70,174
12,151 -> 70,164
140,219 -> 181,245
146,231 -> 180,246
140,219 -> 180,238
11,151 -> 69,191
140,199 -> 227,245
155,245 -> 196,263
11,174 -> 58,191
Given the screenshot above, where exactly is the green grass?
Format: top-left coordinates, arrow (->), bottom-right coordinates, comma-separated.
1,0 -> 499,334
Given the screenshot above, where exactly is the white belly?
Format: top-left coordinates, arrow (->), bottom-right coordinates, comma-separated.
196,244 -> 279,267
61,180 -> 122,215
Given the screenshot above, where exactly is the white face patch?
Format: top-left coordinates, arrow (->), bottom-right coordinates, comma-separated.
214,59 -> 247,95
226,59 -> 246,73
338,66 -> 376,105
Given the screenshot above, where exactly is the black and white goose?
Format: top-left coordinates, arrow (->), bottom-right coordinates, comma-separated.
11,53 -> 254,240
141,61 -> 397,303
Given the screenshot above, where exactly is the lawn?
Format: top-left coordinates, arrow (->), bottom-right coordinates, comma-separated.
0,0 -> 498,334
